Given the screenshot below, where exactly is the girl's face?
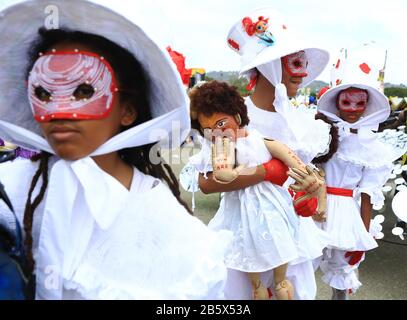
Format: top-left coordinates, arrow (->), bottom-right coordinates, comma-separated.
198,112 -> 241,142
337,88 -> 368,123
281,51 -> 308,97
32,43 -> 137,160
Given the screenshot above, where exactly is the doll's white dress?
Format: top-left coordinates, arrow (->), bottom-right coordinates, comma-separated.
190,128 -> 301,272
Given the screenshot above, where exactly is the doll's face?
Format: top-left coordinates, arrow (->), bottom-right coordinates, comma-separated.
281,51 -> 308,97
198,112 -> 241,141
337,88 -> 368,123
33,42 -> 137,160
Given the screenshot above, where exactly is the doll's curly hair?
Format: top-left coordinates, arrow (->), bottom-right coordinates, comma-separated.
189,80 -> 250,134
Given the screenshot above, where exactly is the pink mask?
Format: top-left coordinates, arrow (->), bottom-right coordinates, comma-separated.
337,89 -> 368,113
28,51 -> 118,122
282,51 -> 308,77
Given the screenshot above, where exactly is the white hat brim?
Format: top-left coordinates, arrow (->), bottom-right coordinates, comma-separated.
318,83 -> 390,122
0,0 -> 189,146
240,45 -> 329,87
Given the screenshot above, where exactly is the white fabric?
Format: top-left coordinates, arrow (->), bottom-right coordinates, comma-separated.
191,129 -> 300,272
0,158 -> 232,299
243,99 -> 331,299
319,248 -> 363,292
318,141 -> 393,251
245,96 -> 331,164
226,7 -> 329,84
319,46 -> 389,124
256,60 -> 308,142
317,115 -> 404,168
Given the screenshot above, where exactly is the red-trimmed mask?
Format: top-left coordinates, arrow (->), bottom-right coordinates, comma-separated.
28,51 -> 118,122
282,50 -> 308,77
337,88 -> 368,113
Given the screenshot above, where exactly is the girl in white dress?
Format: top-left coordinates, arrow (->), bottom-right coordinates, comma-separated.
0,0 -> 230,300
316,51 -> 402,299
189,81 -> 326,300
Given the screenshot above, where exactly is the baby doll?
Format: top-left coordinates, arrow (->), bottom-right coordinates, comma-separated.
189,80 -> 326,300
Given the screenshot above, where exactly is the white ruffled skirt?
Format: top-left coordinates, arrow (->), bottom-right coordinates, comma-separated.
320,194 -> 378,251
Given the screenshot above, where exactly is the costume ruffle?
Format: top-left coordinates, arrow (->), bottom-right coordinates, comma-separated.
323,194 -> 378,251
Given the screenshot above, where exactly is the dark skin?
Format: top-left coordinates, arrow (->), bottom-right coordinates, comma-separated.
199,57 -> 307,194
361,193 -> 372,232
36,43 -> 137,189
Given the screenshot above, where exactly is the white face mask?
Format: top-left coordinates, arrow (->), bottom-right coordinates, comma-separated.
281,51 -> 308,77
28,50 -> 118,122
337,89 -> 368,113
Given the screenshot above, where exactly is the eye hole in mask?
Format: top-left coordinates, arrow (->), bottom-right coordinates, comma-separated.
34,86 -> 52,103
73,83 -> 95,101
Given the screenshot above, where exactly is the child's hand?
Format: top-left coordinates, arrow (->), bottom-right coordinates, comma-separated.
211,137 -> 245,184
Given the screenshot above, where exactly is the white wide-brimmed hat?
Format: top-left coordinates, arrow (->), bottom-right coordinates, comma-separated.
318,47 -> 390,124
0,0 -> 190,153
226,7 -> 329,87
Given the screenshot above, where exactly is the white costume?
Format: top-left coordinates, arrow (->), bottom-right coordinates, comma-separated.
190,129 -> 300,272
221,8 -> 332,300
318,139 -> 391,291
316,48 -> 401,293
0,0 -> 231,299
0,158 -> 230,299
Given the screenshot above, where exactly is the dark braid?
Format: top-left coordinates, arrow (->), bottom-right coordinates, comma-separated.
23,152 -> 50,273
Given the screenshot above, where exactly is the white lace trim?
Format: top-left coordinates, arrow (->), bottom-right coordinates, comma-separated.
320,265 -> 362,292
335,151 -> 394,169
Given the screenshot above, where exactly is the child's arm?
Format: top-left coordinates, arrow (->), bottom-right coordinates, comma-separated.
360,193 -> 372,231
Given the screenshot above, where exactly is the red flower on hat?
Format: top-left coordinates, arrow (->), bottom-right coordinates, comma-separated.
228,38 -> 240,51
359,63 -> 371,74
242,16 -> 269,36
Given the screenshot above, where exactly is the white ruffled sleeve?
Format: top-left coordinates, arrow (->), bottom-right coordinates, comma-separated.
355,164 -> 393,207
287,114 -> 332,164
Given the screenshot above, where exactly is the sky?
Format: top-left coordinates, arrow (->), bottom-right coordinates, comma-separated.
1,0 -> 406,85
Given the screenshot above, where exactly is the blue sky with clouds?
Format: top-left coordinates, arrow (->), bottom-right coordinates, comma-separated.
1,0 -> 406,84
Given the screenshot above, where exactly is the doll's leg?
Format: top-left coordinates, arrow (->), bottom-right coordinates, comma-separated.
273,263 -> 294,300
248,272 -> 269,300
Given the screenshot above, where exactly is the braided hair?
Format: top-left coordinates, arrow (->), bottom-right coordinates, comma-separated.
23,28 -> 191,274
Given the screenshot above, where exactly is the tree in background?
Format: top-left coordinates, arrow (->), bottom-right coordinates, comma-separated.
385,87 -> 407,98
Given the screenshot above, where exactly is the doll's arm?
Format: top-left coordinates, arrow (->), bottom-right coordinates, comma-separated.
263,139 -> 326,214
